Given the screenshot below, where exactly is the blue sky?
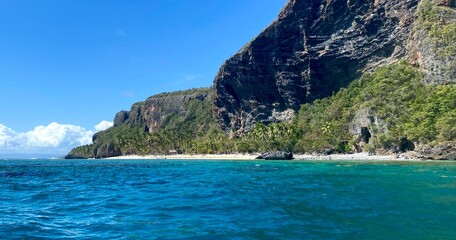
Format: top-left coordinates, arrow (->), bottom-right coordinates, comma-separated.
0,0 -> 286,154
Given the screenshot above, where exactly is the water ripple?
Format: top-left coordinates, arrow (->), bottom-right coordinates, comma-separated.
0,159 -> 455,239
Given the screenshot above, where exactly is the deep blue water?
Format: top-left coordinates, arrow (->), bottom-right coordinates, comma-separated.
0,159 -> 455,239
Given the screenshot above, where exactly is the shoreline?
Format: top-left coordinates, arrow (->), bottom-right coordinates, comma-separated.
106,154 -> 259,160
104,153 -> 430,161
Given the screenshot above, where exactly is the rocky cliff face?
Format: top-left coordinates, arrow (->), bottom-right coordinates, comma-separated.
213,0 -> 424,134
92,88 -> 215,158
408,0 -> 456,84
112,88 -> 212,134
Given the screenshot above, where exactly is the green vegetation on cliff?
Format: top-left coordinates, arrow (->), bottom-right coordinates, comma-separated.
158,88 -> 215,133
91,88 -> 223,157
418,0 -> 456,57
229,62 -> 454,155
66,144 -> 95,159
414,0 -> 456,82
68,62 -> 455,158
293,62 -> 455,153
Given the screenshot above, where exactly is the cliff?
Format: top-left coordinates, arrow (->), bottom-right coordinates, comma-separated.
111,88 -> 213,134
408,0 -> 456,84
213,0 -> 455,135
92,88 -> 216,158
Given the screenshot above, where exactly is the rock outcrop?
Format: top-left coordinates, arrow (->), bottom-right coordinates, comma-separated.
113,111 -> 129,127
94,142 -> 121,159
407,0 -> 456,84
113,88 -> 213,134
256,151 -> 294,160
213,0 -> 422,134
91,88 -> 216,158
349,107 -> 388,152
400,142 -> 456,160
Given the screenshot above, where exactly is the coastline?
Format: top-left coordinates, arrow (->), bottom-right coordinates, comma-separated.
106,154 -> 259,160
105,152 -> 424,161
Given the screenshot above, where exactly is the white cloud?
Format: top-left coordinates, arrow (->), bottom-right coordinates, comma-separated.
95,120 -> 113,132
0,124 -> 16,148
0,121 -> 113,154
24,122 -> 93,148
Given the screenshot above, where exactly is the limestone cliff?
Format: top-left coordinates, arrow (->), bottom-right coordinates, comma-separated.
213,0 -> 455,135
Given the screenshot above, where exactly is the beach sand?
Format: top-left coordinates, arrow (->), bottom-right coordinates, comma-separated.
106,154 -> 259,160
105,152 -> 413,161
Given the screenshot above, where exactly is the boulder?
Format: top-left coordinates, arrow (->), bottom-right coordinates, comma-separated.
95,143 -> 121,159
257,151 -> 293,160
398,142 -> 456,160
415,143 -> 456,160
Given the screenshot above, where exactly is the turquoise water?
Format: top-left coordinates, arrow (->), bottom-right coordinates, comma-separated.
0,159 -> 455,239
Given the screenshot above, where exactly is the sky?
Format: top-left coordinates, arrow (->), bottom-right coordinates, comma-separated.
0,0 -> 287,154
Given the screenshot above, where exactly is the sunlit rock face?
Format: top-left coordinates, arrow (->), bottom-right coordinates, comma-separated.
113,90 -> 211,133
213,0 -> 421,135
408,0 -> 456,85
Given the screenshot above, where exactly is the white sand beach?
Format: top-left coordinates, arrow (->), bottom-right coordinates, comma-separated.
105,152 -> 416,161
106,154 -> 259,160
293,153 -> 401,161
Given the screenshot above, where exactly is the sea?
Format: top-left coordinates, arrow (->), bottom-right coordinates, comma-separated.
0,159 -> 455,240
